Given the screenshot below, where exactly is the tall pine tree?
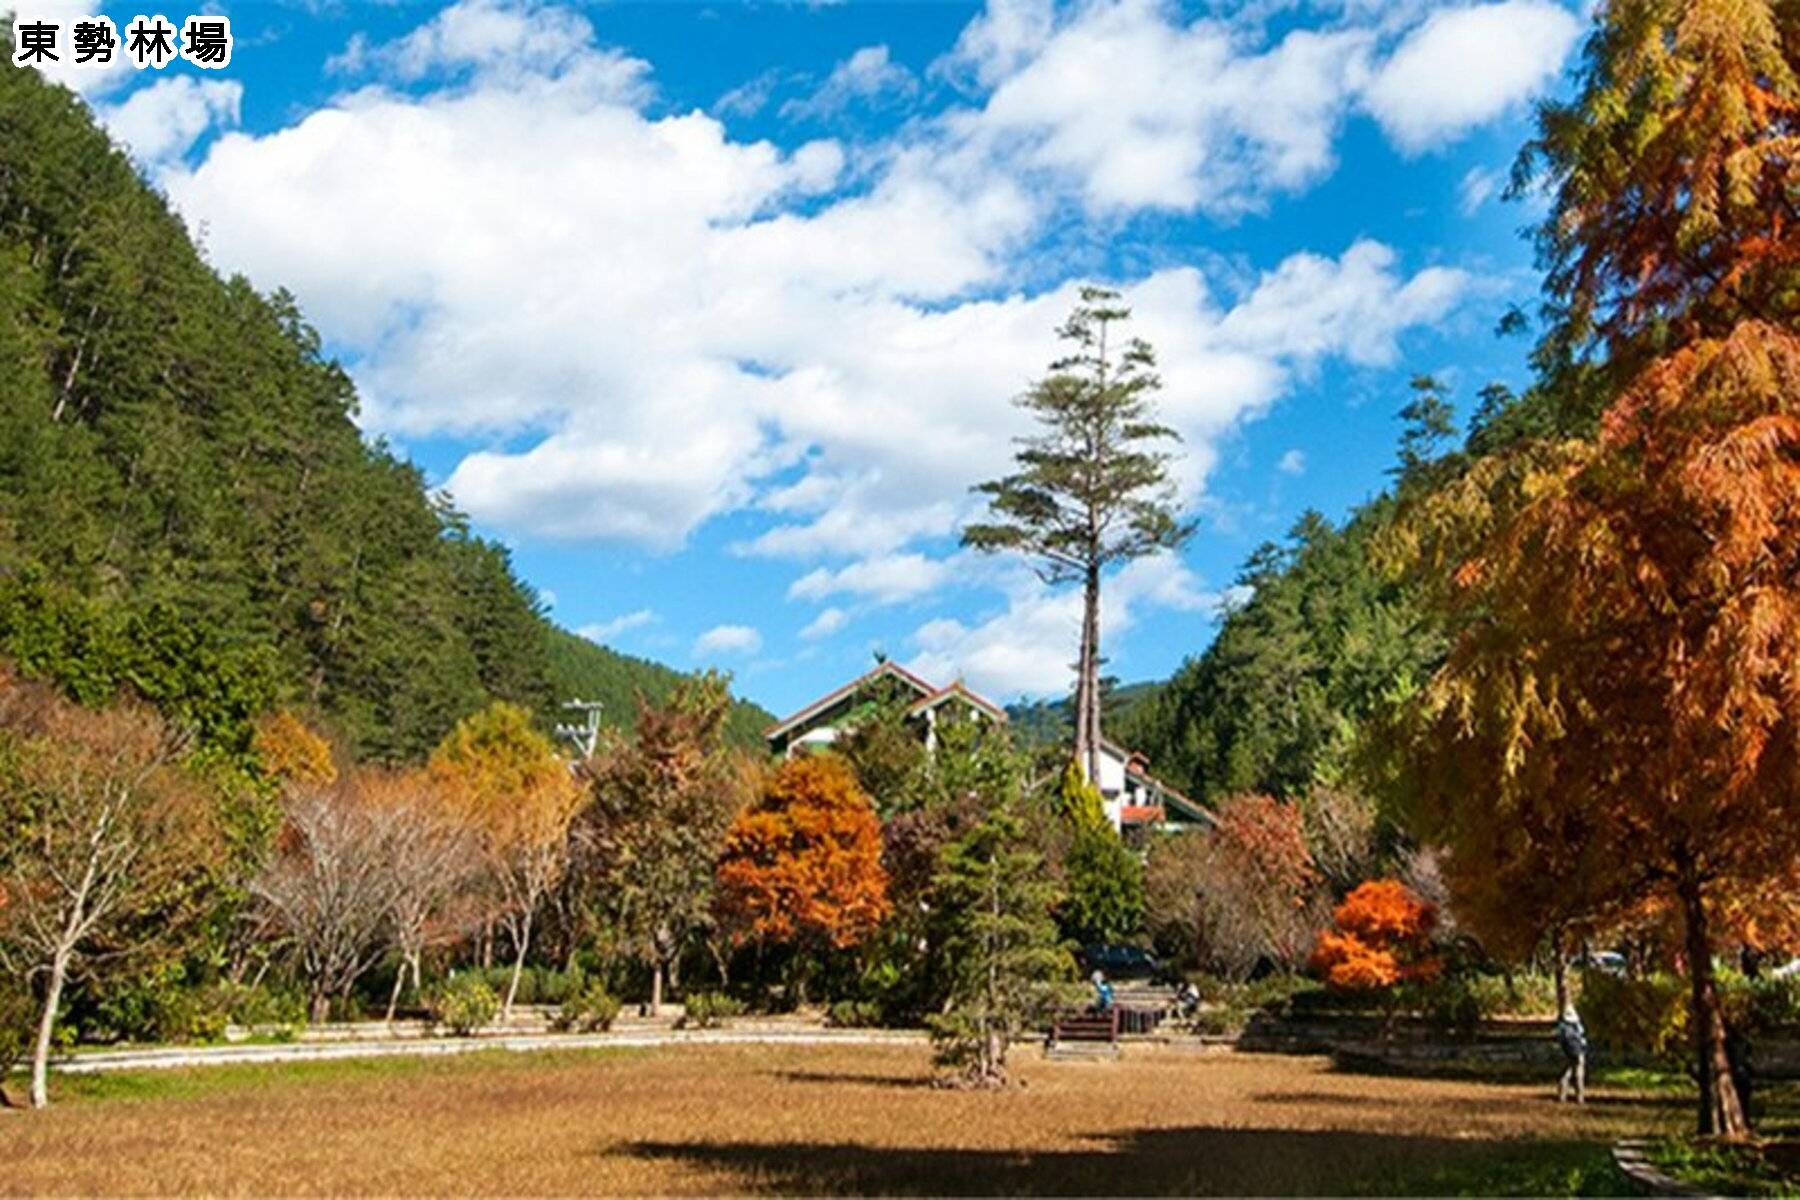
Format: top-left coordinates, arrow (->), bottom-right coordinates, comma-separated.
964,288 -> 1191,782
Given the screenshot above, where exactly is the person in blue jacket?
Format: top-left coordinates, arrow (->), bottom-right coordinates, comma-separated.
1556,1003 -> 1587,1104
1091,970 -> 1113,1014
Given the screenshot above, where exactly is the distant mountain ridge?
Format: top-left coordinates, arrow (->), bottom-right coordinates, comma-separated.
0,57 -> 766,758
1004,681 -> 1164,751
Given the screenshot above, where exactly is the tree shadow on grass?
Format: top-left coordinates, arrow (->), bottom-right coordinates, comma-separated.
771,1069 -> 937,1090
616,1124 -> 1630,1196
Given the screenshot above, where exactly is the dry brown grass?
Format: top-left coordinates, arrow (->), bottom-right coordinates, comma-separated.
0,1044 -> 1686,1196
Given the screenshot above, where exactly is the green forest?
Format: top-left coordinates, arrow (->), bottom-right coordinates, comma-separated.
1125,372 -> 1590,810
0,60 -> 769,765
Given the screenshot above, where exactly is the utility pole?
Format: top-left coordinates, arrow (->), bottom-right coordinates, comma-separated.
555,699 -> 603,759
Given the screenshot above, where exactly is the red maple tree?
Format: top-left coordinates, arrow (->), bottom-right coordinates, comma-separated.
1310,879 -> 1439,993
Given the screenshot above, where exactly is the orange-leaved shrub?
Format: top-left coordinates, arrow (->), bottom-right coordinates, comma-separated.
1309,879 -> 1439,992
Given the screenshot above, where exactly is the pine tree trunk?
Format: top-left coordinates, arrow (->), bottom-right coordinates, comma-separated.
1551,924 -> 1569,1015
1075,562 -> 1103,784
1677,871 -> 1749,1139
984,865 -> 1004,1087
30,948 -> 71,1110
1072,628 -> 1092,780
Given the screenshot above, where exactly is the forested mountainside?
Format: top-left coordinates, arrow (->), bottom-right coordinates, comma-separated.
1128,503 -> 1440,804
1128,372 -> 1599,806
0,60 -> 768,759
544,627 -> 772,749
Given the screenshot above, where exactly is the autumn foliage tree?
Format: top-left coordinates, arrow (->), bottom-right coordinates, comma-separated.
0,674 -> 220,1109
1389,0 -> 1800,1139
430,702 -> 585,1018
1147,793 -> 1319,979
580,673 -> 749,1015
252,710 -> 338,789
360,770 -> 478,1020
255,773 -> 409,1025
1310,879 -> 1439,993
714,755 -> 889,999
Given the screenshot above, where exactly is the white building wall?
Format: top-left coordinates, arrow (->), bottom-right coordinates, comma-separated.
1093,746 -> 1130,831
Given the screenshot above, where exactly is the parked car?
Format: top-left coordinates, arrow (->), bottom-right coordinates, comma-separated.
1573,950 -> 1628,977
1079,944 -> 1169,982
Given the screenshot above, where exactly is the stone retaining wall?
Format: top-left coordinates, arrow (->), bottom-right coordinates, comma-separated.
1237,1012 -> 1800,1078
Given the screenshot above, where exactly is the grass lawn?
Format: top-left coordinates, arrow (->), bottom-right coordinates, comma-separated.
1,1044 -> 1692,1196
1647,1082 -> 1800,1197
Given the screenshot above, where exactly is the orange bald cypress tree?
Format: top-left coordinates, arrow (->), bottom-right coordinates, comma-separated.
715,755 -> 889,998
1394,0 -> 1800,1139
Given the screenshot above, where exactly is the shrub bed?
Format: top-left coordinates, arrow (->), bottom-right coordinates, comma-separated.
430,975 -> 499,1036
552,982 -> 622,1033
678,992 -> 746,1030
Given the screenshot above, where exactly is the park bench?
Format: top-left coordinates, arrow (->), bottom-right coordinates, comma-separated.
1047,1006 -> 1121,1058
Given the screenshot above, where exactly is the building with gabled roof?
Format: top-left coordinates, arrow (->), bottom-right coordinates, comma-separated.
764,662 -> 1211,833
763,660 -> 1004,759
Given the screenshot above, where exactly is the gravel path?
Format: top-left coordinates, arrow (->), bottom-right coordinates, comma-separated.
51,1026 -> 927,1074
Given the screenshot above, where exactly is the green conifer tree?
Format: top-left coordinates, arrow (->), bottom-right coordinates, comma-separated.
928,802 -> 1076,1088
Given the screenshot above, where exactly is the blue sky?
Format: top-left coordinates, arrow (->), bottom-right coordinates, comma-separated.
18,0 -> 1583,718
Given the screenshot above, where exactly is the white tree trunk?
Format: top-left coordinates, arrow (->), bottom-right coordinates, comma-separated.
504,910 -> 533,1020
30,948 -> 71,1110
386,960 -> 406,1024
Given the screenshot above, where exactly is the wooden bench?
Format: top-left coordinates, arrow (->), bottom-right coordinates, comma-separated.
1049,1006 -> 1120,1053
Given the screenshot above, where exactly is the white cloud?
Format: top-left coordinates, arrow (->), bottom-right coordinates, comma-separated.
98,77 -> 243,167
931,0 -> 1054,90
159,0 -> 1481,572
1217,240 -> 1467,367
577,609 -> 655,643
1459,164 -> 1501,214
1361,0 -> 1581,154
324,0 -> 610,86
799,607 -> 849,640
780,44 -> 916,122
789,553 -> 951,605
953,2 -> 1375,216
1278,448 -> 1306,475
715,67 -> 785,119
907,552 -> 1222,698
694,624 -> 762,657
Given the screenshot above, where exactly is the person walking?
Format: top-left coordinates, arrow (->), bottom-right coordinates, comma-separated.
1556,1003 -> 1587,1103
